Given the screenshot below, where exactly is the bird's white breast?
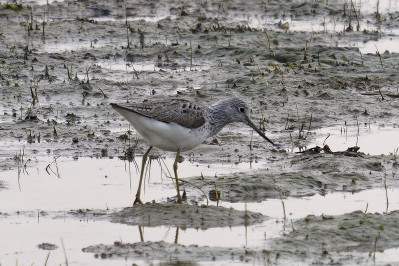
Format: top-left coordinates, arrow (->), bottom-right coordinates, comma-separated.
116,108 -> 207,152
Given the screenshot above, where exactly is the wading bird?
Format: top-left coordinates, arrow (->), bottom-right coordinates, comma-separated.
111,97 -> 274,204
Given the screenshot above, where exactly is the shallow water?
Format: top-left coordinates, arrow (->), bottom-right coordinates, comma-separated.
293,124 -> 399,155
0,156 -> 259,212
1,156 -> 398,265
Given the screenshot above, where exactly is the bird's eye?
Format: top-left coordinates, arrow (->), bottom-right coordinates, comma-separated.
239,107 -> 245,113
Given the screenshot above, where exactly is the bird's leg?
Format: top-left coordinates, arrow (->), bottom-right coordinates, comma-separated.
173,149 -> 183,204
134,146 -> 153,205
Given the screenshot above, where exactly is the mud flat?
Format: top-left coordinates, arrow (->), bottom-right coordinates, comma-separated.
0,0 -> 399,265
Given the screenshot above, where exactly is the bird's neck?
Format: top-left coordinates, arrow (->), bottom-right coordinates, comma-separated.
206,101 -> 232,138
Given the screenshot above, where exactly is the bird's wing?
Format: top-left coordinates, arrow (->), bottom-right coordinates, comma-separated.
111,99 -> 206,129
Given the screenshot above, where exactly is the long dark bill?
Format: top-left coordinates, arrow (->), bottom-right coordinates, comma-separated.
246,117 -> 275,146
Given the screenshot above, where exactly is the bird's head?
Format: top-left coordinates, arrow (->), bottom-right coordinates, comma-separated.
221,98 -> 275,146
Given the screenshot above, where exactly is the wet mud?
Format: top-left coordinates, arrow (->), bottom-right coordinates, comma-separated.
110,203 -> 264,229
1,0 -> 399,264
82,241 -> 253,264
82,210 -> 399,264
187,151 -> 397,202
267,210 -> 399,265
67,203 -> 264,229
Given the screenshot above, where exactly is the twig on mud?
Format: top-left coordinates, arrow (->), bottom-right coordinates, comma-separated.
157,152 -> 177,188
45,156 -> 61,178
174,227 -> 179,244
61,238 -> 69,266
284,115 -> 289,130
360,51 -> 365,66
213,183 -> 220,201
259,111 -> 266,132
273,38 -> 278,57
85,66 -> 91,84
393,148 -> 399,162
303,40 -> 308,62
369,232 -> 381,261
289,132 -> 294,149
265,29 -> 271,52
190,40 -> 193,71
304,113 -> 312,140
323,134 -> 330,146
318,51 -> 320,66
258,66 -> 263,84
139,29 -> 145,49
42,15 -> 46,38
157,152 -> 209,204
360,92 -> 399,98
30,84 -> 39,105
290,219 -> 295,232
16,149 -> 25,191
355,114 -> 360,135
351,0 -> 360,31
244,198 -> 248,223
273,176 -> 287,221
179,179 -> 209,205
374,44 -> 384,69
65,64 -> 73,81
296,104 -> 309,140
249,130 -> 253,151
124,0 -> 128,26
53,124 -> 58,137
279,194 -> 287,221
126,26 -> 130,49
280,67 -> 286,89
384,171 -> 389,213
378,87 -> 385,101
296,105 -> 300,139
44,251 -> 50,266
95,85 -> 107,98
375,0 -> 381,22
138,225 -> 144,242
132,66 -> 139,79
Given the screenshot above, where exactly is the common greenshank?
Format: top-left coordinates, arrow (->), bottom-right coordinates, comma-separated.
111,97 -> 274,204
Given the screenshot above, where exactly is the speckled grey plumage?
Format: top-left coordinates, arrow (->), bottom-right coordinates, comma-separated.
111,97 -> 274,148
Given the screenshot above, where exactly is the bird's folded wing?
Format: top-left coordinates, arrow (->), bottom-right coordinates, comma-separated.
114,100 -> 206,129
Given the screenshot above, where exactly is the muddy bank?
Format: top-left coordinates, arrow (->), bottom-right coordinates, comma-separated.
82,241 -> 255,264
82,210 -> 399,264
111,203 -> 264,229
265,210 -> 399,265
67,203 -> 265,229
186,151 -> 396,202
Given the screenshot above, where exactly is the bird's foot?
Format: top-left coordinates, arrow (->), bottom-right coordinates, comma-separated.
133,197 -> 143,205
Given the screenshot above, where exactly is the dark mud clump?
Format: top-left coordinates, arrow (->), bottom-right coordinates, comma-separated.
83,240 -> 256,263
265,210 -> 399,265
37,242 -> 58,250
111,203 -> 265,229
